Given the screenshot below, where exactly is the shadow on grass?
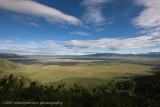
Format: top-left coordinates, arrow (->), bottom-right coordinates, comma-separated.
41,61 -> 83,66
46,77 -> 109,88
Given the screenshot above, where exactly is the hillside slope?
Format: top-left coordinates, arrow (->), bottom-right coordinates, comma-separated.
0,58 -> 19,71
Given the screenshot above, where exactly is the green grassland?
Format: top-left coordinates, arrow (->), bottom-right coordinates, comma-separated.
0,57 -> 159,88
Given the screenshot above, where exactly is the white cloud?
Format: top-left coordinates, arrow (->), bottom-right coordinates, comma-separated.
96,28 -> 105,32
27,22 -> 40,27
0,0 -> 82,25
0,40 -> 67,55
1,34 -> 160,55
43,40 -> 57,46
70,32 -> 89,36
150,48 -> 160,52
11,15 -> 41,27
132,0 -> 160,28
81,0 -> 110,25
27,41 -> 37,45
131,0 -> 160,51
82,0 -> 108,5
0,40 -> 14,43
65,35 -> 160,51
11,15 -> 40,27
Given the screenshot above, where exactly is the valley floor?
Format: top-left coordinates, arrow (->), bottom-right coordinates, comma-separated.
1,57 -> 159,88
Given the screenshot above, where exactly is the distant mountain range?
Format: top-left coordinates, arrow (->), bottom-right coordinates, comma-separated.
0,52 -> 160,58
86,52 -> 160,57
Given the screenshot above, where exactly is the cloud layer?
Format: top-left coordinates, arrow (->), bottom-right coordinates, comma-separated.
81,0 -> 110,25
65,35 -> 160,51
1,34 -> 160,55
131,0 -> 160,53
0,0 -> 160,55
132,0 -> 160,28
0,0 -> 82,25
70,32 -> 89,36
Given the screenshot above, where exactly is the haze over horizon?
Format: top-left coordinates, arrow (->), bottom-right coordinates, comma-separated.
0,0 -> 160,55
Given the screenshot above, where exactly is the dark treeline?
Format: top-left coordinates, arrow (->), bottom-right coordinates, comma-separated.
0,73 -> 160,107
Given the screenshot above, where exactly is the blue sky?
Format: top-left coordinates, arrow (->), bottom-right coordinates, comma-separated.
0,0 -> 160,55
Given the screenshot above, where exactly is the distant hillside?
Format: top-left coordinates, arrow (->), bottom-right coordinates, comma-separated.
86,52 -> 160,57
0,58 -> 19,71
0,53 -> 26,59
1,52 -> 160,58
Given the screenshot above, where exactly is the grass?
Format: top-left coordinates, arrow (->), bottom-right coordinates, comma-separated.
48,77 -> 109,88
0,58 -> 157,88
0,58 -> 20,71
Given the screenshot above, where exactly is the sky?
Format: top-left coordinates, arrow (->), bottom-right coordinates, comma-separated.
0,0 -> 160,55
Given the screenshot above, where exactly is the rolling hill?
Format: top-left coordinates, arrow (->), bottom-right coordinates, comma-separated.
0,58 -> 19,71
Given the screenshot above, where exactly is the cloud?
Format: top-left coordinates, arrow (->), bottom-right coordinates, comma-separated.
1,34 -> 160,55
11,15 -> 41,27
43,40 -> 57,46
132,0 -> 160,28
0,0 -> 82,25
96,28 -> 105,32
0,40 -> 14,43
27,22 -> 40,27
70,32 -> 89,36
65,35 -> 160,51
150,48 -> 160,52
0,40 -> 67,55
27,41 -> 37,45
81,0 -> 110,25
131,0 -> 160,51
